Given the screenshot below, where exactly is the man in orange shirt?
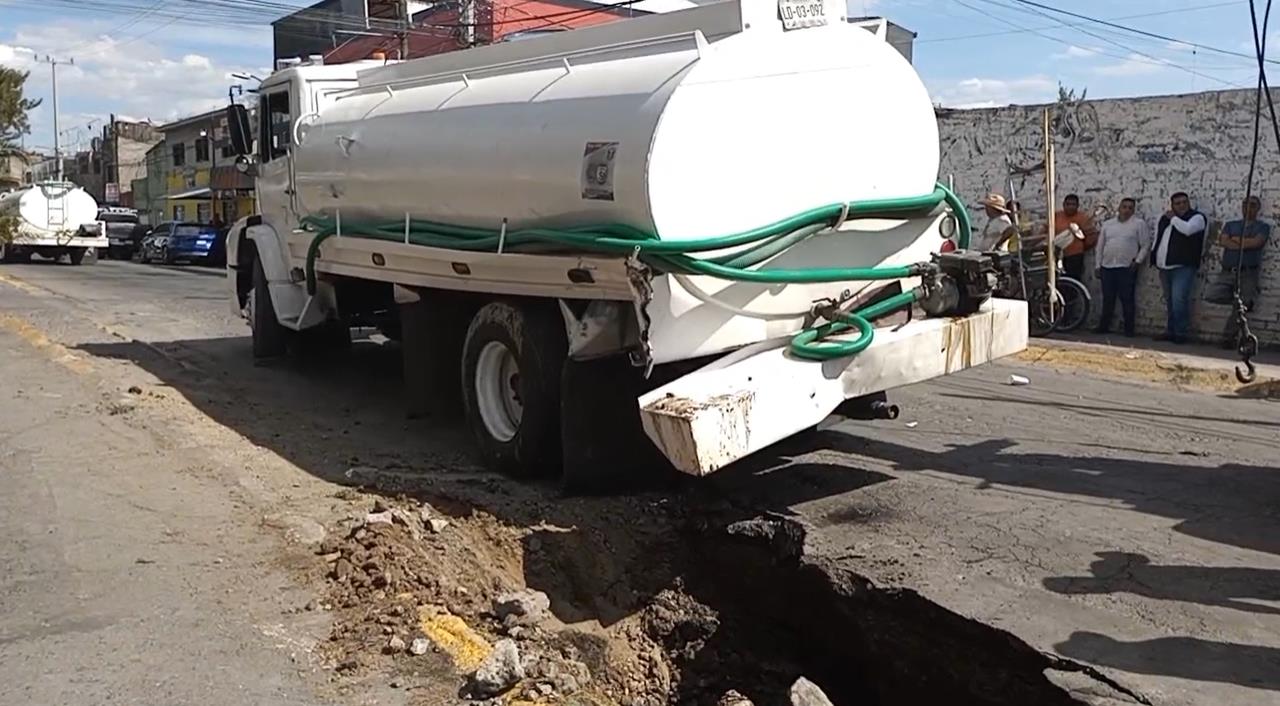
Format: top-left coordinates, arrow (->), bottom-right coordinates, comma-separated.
1055,194 -> 1099,281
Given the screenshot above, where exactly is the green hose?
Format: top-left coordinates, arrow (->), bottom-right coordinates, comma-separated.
789,290 -> 920,361
299,182 -> 970,360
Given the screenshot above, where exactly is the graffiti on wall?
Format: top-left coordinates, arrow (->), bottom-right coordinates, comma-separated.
942,85 -> 1110,178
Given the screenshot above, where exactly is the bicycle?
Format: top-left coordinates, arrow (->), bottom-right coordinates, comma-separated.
993,224 -> 1092,337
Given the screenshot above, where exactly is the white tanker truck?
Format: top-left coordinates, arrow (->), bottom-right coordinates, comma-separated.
222,0 -> 1028,489
0,181 -> 105,265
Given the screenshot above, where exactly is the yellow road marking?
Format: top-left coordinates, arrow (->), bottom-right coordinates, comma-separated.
0,314 -> 92,374
0,271 -> 43,295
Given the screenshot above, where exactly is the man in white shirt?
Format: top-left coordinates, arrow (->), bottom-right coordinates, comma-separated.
1150,191 -> 1207,344
977,193 -> 1016,251
1092,197 -> 1150,337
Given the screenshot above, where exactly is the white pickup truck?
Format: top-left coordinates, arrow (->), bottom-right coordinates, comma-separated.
222,0 -> 1027,489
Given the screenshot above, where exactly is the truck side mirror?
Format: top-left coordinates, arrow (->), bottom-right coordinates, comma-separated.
226,104 -> 252,157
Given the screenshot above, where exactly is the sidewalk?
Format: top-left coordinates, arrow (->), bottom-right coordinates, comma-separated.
1014,331 -> 1280,397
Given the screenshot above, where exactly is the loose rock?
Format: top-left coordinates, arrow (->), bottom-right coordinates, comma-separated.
492,588 -> 551,623
427,518 -> 450,534
387,635 -> 406,653
718,690 -> 755,706
409,637 -> 430,656
389,508 -> 422,539
365,511 -> 394,527
789,677 -> 835,706
470,638 -> 524,697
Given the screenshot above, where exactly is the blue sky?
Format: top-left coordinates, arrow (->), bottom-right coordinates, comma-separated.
0,0 -> 1267,152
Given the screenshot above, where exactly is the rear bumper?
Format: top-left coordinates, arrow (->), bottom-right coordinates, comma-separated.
167,245 -> 215,260
638,297 -> 1029,476
12,235 -> 108,249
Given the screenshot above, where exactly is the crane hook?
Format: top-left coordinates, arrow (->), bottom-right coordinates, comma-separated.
1231,293 -> 1259,385
1236,358 -> 1257,384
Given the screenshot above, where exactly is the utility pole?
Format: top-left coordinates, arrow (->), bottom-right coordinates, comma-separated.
400,0 -> 411,59
461,0 -> 476,47
42,56 -> 73,182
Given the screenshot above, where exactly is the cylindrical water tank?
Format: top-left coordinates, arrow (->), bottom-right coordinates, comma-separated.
0,183 -> 100,235
294,14 -> 939,242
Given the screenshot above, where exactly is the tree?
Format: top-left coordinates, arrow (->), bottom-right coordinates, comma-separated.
0,67 -> 42,155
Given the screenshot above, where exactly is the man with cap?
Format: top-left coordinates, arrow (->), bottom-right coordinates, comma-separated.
978,193 -> 1017,251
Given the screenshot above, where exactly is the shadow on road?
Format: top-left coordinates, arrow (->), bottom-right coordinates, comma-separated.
1054,631 -> 1280,692
73,334 -> 1104,706
841,433 -> 1280,557
1044,551 -> 1280,617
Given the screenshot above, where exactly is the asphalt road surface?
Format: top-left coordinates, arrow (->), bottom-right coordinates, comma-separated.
0,259 -> 1277,706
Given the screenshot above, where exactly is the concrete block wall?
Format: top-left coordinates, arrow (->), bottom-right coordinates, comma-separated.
937,88 -> 1280,346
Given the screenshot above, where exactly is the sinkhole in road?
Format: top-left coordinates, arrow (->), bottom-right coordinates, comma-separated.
627,511 -> 1136,706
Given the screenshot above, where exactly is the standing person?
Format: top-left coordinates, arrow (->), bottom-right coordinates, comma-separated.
1054,194 -> 1099,281
1092,198 -> 1149,336
1151,191 -> 1207,344
977,193 -> 1017,250
1206,195 -> 1270,347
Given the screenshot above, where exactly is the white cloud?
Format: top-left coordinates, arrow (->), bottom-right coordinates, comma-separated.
0,18 -> 270,149
1094,53 -> 1168,77
930,75 -> 1056,109
1053,45 -> 1098,60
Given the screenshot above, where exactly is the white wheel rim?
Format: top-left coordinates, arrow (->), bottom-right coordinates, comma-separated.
475,341 -> 522,443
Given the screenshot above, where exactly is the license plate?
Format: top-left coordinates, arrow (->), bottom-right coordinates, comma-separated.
778,0 -> 827,30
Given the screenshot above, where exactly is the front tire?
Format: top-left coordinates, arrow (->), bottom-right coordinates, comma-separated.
250,255 -> 290,359
461,301 -> 566,478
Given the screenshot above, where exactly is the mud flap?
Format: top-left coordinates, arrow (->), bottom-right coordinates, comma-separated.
560,355 -> 682,495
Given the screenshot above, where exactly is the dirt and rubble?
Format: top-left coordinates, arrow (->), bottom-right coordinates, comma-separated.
307,485 -> 808,706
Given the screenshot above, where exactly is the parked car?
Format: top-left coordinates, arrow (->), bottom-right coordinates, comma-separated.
97,207 -> 142,259
137,222 -> 225,265
136,225 -> 167,264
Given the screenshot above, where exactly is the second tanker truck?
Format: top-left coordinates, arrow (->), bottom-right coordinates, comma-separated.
221,0 -> 1029,489
0,181 -> 105,265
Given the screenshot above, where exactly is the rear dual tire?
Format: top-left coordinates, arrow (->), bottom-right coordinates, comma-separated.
460,301 -> 566,479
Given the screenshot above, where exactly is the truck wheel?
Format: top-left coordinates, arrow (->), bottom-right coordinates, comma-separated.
250,255 -> 290,359
68,248 -> 87,266
461,301 -> 566,478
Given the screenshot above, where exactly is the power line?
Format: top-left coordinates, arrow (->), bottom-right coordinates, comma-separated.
954,0 -> 1249,89
917,1 -> 1239,44
978,0 -> 1252,86
1009,0 -> 1280,67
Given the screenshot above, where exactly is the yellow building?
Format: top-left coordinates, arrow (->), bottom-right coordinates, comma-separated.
158,108 -> 256,225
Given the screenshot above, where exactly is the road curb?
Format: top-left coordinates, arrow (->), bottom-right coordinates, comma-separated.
1014,340 -> 1280,398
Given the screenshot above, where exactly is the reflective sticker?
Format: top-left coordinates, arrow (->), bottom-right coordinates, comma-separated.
581,141 -> 618,201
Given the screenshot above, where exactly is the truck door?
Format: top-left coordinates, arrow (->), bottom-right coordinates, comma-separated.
256,82 -> 297,232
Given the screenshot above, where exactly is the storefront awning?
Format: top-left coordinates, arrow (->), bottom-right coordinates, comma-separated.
166,187 -> 212,200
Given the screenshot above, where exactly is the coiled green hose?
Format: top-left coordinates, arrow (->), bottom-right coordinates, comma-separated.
299,182 -> 970,360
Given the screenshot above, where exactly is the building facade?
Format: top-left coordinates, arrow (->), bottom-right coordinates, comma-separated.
156,109 -> 256,225
275,0 -> 682,63
0,152 -> 32,190
101,117 -> 162,207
